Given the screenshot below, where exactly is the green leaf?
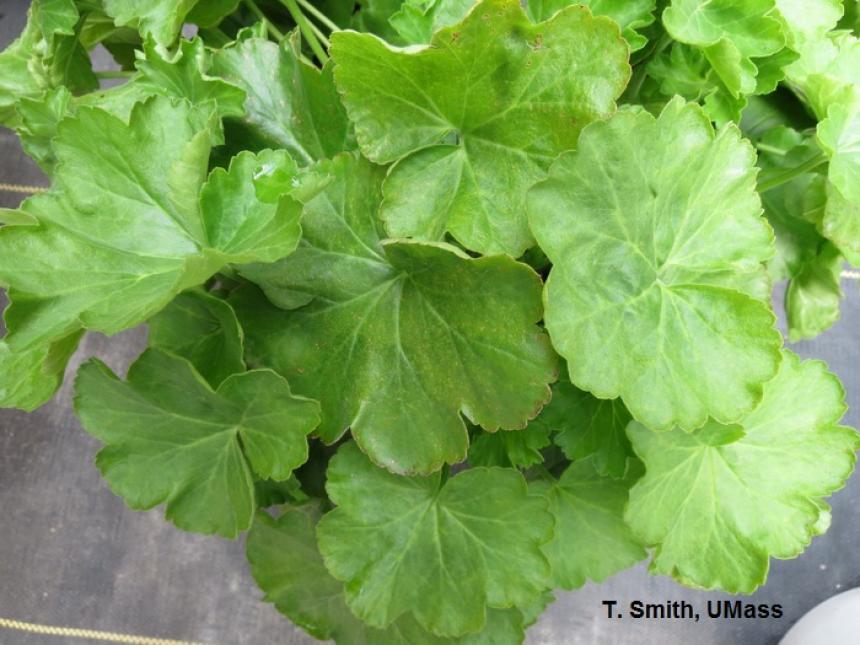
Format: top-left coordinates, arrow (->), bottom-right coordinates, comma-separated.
531,461 -> 646,589
748,126 -> 844,340
316,443 -> 552,636
81,37 -> 246,121
626,350 -> 859,593
389,0 -> 476,44
102,0 -> 200,46
74,348 -> 321,537
248,504 -> 526,644
538,377 -> 633,479
148,289 -> 245,387
353,0 -> 407,42
468,425 -> 551,469
820,179 -> 860,265
0,0 -> 96,127
645,43 -> 748,124
784,31 -> 860,118
211,36 -> 354,165
786,242 -> 843,342
0,99 -> 305,352
818,89 -> 860,206
754,128 -> 828,280
187,0 -> 241,27
527,0 -> 657,51
15,86 -> 71,172
331,0 -> 630,256
254,476 -> 307,508
529,98 -> 781,432
234,153 -> 557,475
0,330 -> 82,412
662,0 -> 786,97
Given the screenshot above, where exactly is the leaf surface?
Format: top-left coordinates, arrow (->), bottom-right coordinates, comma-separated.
527,0 -> 656,50
248,505 -> 526,644
148,289 -> 245,387
235,153 -> 557,474
626,350 -> 858,592
540,377 -> 633,479
102,0 -> 199,46
0,99 -> 304,351
663,0 -> 785,96
212,36 -> 354,165
531,461 -> 646,589
331,0 -> 630,256
74,349 -> 320,537
529,98 -> 781,432
316,443 -> 552,636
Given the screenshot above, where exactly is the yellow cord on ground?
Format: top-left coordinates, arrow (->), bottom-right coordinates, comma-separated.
0,617 -> 205,645
0,182 -> 46,194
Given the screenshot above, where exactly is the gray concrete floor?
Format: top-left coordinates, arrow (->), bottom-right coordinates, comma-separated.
2,2 -> 860,643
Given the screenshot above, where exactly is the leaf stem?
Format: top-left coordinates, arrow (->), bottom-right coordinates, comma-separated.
95,70 -> 133,79
757,152 -> 828,193
306,16 -> 331,49
295,0 -> 340,33
243,0 -> 285,41
279,0 -> 329,63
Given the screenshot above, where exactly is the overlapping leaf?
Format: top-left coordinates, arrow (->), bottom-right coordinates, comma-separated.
662,0 -> 786,97
148,289 -> 245,387
0,98 -> 305,352
248,504 -> 527,644
212,35 -> 354,164
316,443 -> 552,636
74,348 -> 320,537
536,376 -> 633,479
751,124 -> 844,340
80,37 -> 246,121
532,461 -> 646,589
102,0 -> 200,47
235,153 -> 557,475
0,0 -> 96,127
527,0 -> 656,51
626,350 -> 858,592
468,424 -> 551,469
331,0 -> 630,256
0,330 -> 82,411
529,98 -> 781,432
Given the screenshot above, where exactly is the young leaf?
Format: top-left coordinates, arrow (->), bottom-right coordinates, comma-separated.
468,424 -> 551,469
235,153 -> 557,475
148,289 -> 245,387
331,0 -> 630,256
662,0 -> 786,97
531,461 -> 646,589
817,89 -> 860,206
389,0 -> 476,44
211,35 -> 354,165
316,443 -> 552,636
528,98 -> 782,432
539,378 -> 633,479
74,348 -> 321,537
0,99 -> 304,352
0,0 -> 96,126
248,505 -> 527,644
80,37 -> 246,121
786,242 -> 843,342
101,0 -> 200,47
626,350 -> 859,593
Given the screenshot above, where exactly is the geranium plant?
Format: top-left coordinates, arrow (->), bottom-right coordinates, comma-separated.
1,0 -> 859,641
